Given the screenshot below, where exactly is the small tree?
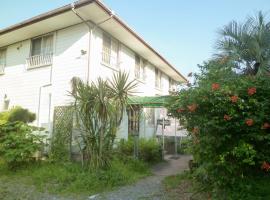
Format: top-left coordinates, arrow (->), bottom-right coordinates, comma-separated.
0,106 -> 36,124
70,71 -> 137,169
217,11 -> 270,75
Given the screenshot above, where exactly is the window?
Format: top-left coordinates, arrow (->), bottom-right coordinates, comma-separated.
169,78 -> 178,92
128,105 -> 141,136
135,55 -> 147,81
155,68 -> 162,88
102,33 -> 120,68
27,34 -> 53,69
145,108 -> 155,126
0,49 -> 6,74
31,34 -> 53,56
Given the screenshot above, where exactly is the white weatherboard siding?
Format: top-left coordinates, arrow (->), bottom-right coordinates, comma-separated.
52,24 -> 89,107
0,22 -> 179,139
0,39 -> 51,118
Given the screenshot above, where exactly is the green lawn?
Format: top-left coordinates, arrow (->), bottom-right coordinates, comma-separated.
0,158 -> 151,199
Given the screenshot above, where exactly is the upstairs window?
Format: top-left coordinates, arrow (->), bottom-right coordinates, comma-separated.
102,33 -> 120,68
155,68 -> 162,88
31,34 -> 53,56
0,49 -> 6,74
27,34 -> 53,69
169,78 -> 178,92
135,55 -> 147,81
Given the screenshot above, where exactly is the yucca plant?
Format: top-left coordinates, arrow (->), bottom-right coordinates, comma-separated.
70,71 -> 137,169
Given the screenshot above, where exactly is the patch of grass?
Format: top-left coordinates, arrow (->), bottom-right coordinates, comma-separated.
163,171 -> 270,200
163,172 -> 207,200
163,171 -> 191,190
0,158 -> 151,197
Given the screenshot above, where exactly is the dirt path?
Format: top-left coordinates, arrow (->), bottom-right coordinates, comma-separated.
93,155 -> 192,200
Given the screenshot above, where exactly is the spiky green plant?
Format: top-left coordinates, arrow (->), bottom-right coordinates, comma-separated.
70,71 -> 137,169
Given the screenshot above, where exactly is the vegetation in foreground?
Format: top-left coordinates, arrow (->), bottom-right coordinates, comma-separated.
163,171 -> 270,200
0,71 -> 161,199
163,172 -> 207,200
0,158 -> 150,198
167,11 -> 270,199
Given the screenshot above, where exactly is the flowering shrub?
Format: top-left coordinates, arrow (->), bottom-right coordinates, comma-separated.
167,61 -> 270,197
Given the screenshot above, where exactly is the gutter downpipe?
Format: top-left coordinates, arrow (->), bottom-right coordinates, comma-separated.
71,3 -> 92,84
71,2 -> 114,84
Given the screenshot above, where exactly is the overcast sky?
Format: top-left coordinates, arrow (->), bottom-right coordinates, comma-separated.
1,0 -> 269,79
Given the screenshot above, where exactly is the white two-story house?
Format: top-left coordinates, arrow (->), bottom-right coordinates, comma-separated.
0,0 -> 186,139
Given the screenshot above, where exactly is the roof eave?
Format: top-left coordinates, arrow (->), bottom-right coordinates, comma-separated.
0,0 -> 187,82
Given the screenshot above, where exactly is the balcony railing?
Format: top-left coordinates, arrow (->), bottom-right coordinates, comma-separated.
0,64 -> 4,74
26,53 -> 53,69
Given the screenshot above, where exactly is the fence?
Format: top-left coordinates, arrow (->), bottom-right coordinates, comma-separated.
51,106 -> 74,160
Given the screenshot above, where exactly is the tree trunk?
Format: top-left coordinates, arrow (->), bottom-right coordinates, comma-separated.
253,62 -> 260,75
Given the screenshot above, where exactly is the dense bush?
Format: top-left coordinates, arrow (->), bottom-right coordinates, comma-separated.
0,122 -> 44,169
116,138 -> 162,164
0,106 -> 36,124
167,60 -> 270,198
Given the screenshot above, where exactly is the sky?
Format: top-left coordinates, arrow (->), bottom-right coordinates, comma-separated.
0,0 -> 269,78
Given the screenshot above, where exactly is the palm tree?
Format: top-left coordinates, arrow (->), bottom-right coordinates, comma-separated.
217,11 -> 270,75
70,71 -> 137,169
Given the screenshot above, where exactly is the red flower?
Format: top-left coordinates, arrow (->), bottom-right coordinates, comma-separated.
187,104 -> 198,112
177,108 -> 185,113
230,95 -> 238,103
212,83 -> 220,91
261,161 -> 270,171
248,87 -> 256,96
245,119 -> 254,126
262,122 -> 270,129
224,114 -> 232,121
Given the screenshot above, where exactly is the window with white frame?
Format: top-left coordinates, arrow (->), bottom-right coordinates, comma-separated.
31,34 -> 53,56
27,34 -> 53,69
0,49 -> 6,74
102,33 -> 120,68
155,67 -> 162,88
135,55 -> 147,81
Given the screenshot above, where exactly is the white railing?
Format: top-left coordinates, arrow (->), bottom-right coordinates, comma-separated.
0,64 -> 4,74
26,53 -> 53,69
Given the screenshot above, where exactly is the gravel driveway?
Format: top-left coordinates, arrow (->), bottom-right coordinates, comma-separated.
93,155 -> 192,200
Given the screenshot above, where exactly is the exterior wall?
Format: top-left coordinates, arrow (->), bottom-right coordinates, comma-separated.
0,22 -> 174,139
52,24 -> 89,106
0,39 -> 51,121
